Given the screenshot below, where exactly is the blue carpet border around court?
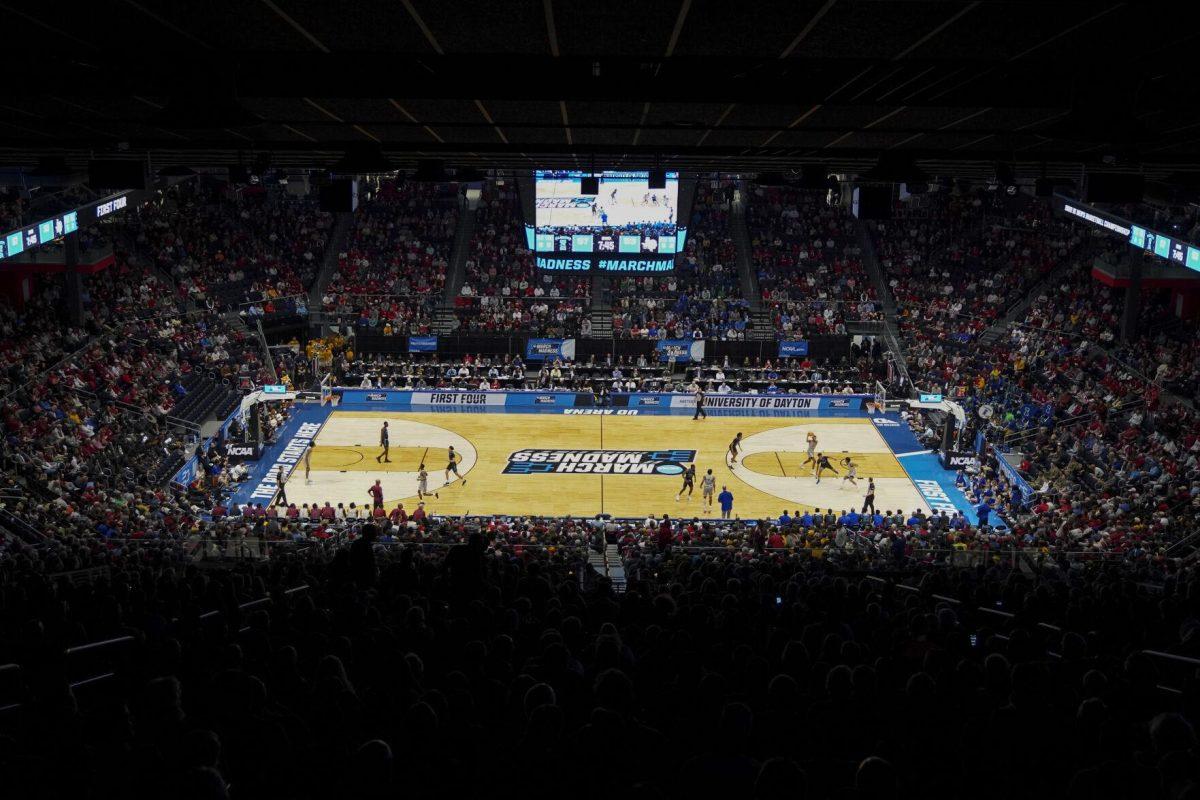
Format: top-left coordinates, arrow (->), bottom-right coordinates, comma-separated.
227,403 -> 333,508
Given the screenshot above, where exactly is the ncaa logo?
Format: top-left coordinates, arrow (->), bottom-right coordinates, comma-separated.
872,417 -> 900,427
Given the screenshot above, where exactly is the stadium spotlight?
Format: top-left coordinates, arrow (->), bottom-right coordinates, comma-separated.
993,162 -> 1019,194
753,172 -> 789,187
331,145 -> 397,176
157,165 -> 197,177
797,165 -> 833,191
150,94 -> 263,129
1084,172 -> 1145,204
454,166 -> 485,183
29,156 -> 72,178
412,159 -> 449,182
860,153 -> 928,184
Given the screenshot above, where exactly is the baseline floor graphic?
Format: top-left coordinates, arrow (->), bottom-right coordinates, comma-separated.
226,406 -> 978,523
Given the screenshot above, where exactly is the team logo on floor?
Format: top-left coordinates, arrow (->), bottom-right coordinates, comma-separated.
535,197 -> 594,208
504,449 -> 696,475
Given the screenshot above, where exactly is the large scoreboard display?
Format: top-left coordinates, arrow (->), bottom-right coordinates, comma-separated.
0,192 -> 130,262
1130,224 -> 1200,272
533,170 -> 683,273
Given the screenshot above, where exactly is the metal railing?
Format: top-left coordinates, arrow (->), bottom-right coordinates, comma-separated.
83,535 -> 595,564
48,566 -> 111,584
1141,650 -> 1200,695
619,541 -> 1162,565
0,331 -> 102,407
999,398 -> 1143,446
255,318 -> 279,384
883,323 -> 912,390
309,211 -> 354,310
46,584 -> 318,701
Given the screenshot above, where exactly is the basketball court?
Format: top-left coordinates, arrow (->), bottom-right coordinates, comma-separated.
536,178 -> 677,229
281,410 -> 932,520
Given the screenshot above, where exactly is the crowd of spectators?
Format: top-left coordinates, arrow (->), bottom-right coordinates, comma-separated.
900,247 -> 1200,558
127,180 -> 332,314
685,340 -> 886,396
873,190 -> 1089,344
747,185 -> 881,336
1114,291 -> 1200,406
321,181 -> 458,334
6,173 -> 1200,797
0,211 -> 283,531
334,349 -> 887,397
2,505 -> 1199,798
612,182 -> 750,339
453,182 -> 588,337
337,352 -> 681,394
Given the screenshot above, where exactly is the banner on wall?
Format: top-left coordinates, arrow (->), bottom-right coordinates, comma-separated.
339,389 -> 559,407
525,338 -> 576,362
610,393 -> 870,411
996,455 -> 1035,506
778,340 -> 809,358
171,455 -> 200,488
655,339 -> 705,363
337,388 -> 870,412
218,403 -> 246,441
408,336 -> 438,353
939,450 -> 980,470
224,441 -> 264,463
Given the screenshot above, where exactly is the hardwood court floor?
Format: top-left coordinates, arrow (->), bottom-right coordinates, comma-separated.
283,411 -> 931,521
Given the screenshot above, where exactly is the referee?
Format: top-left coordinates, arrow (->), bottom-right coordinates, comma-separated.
274,466 -> 288,506
693,387 -> 707,420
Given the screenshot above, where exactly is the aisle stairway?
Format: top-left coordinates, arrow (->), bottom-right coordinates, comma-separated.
432,308 -> 460,336
975,251 -> 1084,347
852,216 -> 897,317
589,544 -> 626,593
605,544 -> 626,592
588,309 -> 613,338
730,183 -> 761,310
308,211 -> 354,309
747,309 -> 775,341
170,372 -> 240,428
442,197 -> 477,303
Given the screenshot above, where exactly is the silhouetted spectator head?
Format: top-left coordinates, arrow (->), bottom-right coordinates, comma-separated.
1150,712 -> 1197,756
755,757 -> 807,800
177,766 -> 229,800
349,739 -> 393,799
855,756 -> 898,798
523,682 -> 557,717
593,668 -> 634,714
183,729 -> 221,769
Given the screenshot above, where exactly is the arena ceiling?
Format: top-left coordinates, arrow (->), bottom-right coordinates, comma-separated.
0,0 -> 1195,180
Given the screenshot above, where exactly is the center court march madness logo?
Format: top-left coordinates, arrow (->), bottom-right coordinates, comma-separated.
504,449 -> 696,475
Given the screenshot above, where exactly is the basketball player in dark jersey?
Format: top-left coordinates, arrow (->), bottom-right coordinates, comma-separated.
814,453 -> 839,485
444,445 -> 466,486
727,432 -> 743,467
676,463 -> 696,502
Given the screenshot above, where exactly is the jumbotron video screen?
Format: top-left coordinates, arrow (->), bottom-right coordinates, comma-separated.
534,170 -> 682,256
